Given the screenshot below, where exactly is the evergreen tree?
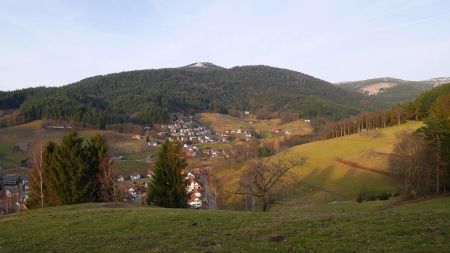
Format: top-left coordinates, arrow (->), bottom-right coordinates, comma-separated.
87,134 -> 120,202
46,132 -> 94,204
147,140 -> 187,208
418,93 -> 450,194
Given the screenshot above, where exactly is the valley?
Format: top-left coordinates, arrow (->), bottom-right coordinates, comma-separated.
1,1 -> 449,252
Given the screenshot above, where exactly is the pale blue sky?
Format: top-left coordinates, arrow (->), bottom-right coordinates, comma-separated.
1,0 -> 450,90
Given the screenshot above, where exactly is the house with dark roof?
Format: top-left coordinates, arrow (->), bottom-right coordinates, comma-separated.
2,174 -> 17,186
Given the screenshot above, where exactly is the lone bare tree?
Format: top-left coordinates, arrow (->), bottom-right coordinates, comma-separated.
32,145 -> 45,208
230,153 -> 307,211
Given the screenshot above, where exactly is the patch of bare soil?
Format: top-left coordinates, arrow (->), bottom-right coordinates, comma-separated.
335,158 -> 392,177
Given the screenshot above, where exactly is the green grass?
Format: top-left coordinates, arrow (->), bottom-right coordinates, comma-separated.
114,160 -> 149,176
0,197 -> 449,252
280,122 -> 423,197
197,142 -> 232,150
0,141 -> 28,170
214,122 -> 423,209
119,151 -> 153,161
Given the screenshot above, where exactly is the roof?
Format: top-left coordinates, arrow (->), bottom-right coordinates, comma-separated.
2,174 -> 17,181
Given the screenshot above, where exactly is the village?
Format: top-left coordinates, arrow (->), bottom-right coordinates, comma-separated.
0,166 -> 214,213
119,116 -> 226,210
0,174 -> 29,214
0,113 -> 302,214
0,112 -> 301,215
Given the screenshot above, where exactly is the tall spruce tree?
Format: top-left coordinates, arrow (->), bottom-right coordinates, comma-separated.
147,140 -> 187,208
46,132 -> 94,204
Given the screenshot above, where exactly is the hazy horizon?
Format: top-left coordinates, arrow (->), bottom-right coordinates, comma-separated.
1,0 -> 450,91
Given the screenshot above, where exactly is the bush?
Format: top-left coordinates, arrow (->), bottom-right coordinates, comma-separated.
356,194 -> 363,203
377,191 -> 392,200
357,191 -> 391,202
257,147 -> 273,158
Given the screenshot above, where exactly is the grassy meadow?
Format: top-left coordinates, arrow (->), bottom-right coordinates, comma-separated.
213,121 -> 423,209
197,113 -> 313,136
0,196 -> 448,252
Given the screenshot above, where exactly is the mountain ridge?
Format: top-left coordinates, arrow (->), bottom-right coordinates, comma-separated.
336,76 -> 450,105
0,64 -> 380,128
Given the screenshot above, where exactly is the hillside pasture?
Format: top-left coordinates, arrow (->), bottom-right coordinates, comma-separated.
197,113 -> 312,136
0,197 -> 448,252
213,121 -> 423,210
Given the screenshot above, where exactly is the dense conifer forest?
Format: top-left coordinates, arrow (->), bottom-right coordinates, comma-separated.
0,64 -> 380,128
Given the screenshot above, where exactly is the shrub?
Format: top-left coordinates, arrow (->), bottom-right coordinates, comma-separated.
377,191 -> 392,200
356,191 -> 384,202
356,194 -> 363,203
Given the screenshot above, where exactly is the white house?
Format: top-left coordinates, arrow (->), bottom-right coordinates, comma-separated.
188,197 -> 202,209
130,173 -> 141,180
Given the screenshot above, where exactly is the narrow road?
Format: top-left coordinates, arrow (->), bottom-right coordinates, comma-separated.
200,168 -> 216,209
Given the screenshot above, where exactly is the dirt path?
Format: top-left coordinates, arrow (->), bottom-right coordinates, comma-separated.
335,158 -> 392,177
377,194 -> 450,211
201,168 -> 217,209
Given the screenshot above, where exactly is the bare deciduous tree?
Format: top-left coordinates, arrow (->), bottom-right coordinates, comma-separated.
230,154 -> 307,211
389,131 -> 436,199
97,156 -> 121,203
31,144 -> 45,208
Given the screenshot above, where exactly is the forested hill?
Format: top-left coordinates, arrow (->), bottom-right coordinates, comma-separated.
0,63 -> 378,128
337,77 -> 450,105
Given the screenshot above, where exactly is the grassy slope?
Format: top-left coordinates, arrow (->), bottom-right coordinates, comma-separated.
214,122 -> 423,209
198,113 -> 313,136
0,121 -> 151,176
0,197 -> 449,252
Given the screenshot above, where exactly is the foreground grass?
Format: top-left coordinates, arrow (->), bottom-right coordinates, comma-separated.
0,197 -> 449,252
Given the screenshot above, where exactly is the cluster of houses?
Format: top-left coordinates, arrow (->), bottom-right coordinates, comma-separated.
159,118 -> 217,144
218,129 -> 254,142
124,181 -> 149,202
119,167 -> 210,209
272,128 -> 292,135
185,168 -> 206,209
147,117 -> 229,160
0,174 -> 29,214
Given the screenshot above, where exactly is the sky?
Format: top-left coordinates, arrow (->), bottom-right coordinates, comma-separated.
1,0 -> 450,91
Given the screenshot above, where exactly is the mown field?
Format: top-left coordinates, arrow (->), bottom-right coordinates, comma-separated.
214,121 -> 423,209
0,197 -> 449,252
198,113 -> 312,136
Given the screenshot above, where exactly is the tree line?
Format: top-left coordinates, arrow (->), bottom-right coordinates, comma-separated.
319,83 -> 450,139
390,90 -> 450,198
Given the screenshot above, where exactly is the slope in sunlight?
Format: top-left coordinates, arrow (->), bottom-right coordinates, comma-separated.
214,121 -> 423,209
